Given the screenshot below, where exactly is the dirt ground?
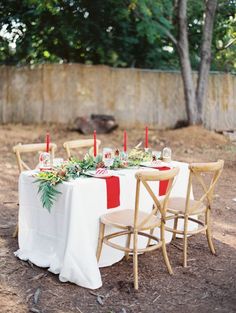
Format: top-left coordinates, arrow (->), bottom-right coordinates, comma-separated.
0,124 -> 236,313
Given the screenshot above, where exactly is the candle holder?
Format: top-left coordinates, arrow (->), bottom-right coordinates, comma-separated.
144,147 -> 152,161
152,151 -> 162,161
39,152 -> 52,171
162,147 -> 172,163
102,148 -> 114,168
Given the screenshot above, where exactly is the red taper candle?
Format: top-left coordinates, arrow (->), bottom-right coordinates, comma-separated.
145,126 -> 148,149
46,132 -> 50,153
93,130 -> 97,157
124,130 -> 127,153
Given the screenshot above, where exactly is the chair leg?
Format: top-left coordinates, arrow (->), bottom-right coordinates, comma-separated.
205,209 -> 216,255
125,231 -> 131,261
146,228 -> 154,247
13,224 -> 18,238
133,231 -> 138,290
183,216 -> 188,267
96,222 -> 105,262
172,215 -> 178,240
161,223 -> 173,274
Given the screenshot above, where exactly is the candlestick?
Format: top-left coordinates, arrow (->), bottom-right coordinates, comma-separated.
46,132 -> 50,153
124,130 -> 127,152
93,130 -> 97,157
145,126 -> 148,149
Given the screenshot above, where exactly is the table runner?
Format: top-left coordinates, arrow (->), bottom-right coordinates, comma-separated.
154,166 -> 171,196
103,176 -> 120,209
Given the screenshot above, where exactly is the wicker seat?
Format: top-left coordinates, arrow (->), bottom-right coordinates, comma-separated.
166,198 -> 206,215
100,209 -> 161,230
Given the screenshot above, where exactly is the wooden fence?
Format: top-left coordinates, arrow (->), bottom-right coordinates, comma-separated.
0,64 -> 235,130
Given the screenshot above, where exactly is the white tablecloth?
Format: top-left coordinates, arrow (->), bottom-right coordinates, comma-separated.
15,161 -> 193,289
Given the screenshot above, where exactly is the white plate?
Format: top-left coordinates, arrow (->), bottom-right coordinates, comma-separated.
86,171 -> 113,178
140,161 -> 171,168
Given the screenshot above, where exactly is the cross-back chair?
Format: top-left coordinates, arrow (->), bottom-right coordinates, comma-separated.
96,167 -> 180,290
164,160 -> 224,267
12,142 -> 57,237
13,142 -> 57,173
63,139 -> 101,159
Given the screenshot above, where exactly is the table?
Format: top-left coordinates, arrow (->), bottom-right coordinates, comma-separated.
15,161 -> 194,289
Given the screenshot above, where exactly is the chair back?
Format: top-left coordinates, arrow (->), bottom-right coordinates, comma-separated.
185,160 -> 224,213
13,143 -> 57,173
63,139 -> 101,158
134,167 -> 180,230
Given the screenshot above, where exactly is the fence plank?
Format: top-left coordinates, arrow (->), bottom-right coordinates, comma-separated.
0,64 -> 235,130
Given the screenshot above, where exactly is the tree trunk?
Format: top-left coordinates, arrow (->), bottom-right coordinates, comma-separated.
196,0 -> 218,121
177,0 -> 198,125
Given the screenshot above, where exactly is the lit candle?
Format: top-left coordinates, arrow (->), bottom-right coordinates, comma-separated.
46,132 -> 50,153
93,130 -> 97,157
124,130 -> 127,153
145,126 -> 148,149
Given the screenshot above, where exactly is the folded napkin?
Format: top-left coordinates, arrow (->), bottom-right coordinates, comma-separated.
154,166 -> 171,196
102,176 -> 120,209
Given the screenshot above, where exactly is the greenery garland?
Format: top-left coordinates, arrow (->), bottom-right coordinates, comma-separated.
34,154 -> 98,212
34,149 -> 153,212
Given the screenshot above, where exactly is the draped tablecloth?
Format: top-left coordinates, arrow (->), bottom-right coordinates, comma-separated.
15,161 -> 194,289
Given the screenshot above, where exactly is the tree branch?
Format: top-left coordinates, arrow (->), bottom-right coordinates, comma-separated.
156,22 -> 178,46
216,38 -> 236,51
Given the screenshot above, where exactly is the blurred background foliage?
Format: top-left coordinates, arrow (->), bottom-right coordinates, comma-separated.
0,0 -> 235,72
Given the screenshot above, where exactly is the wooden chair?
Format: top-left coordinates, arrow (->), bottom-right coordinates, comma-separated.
96,167 -> 180,290
13,142 -> 57,173
63,139 -> 101,159
12,142 -> 57,237
164,160 -> 224,267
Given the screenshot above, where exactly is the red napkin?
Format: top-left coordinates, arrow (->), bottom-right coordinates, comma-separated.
103,176 -> 120,209
154,166 -> 171,196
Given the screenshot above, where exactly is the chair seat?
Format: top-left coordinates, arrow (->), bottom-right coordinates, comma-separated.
100,209 -> 161,230
166,197 -> 206,215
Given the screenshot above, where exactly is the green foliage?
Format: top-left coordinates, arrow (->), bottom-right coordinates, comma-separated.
34,150 -> 154,212
36,178 -> 61,213
211,0 -> 236,72
34,171 -> 64,212
34,160 -> 82,211
0,0 -> 235,71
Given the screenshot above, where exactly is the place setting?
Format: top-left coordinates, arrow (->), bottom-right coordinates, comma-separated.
30,127 -> 175,212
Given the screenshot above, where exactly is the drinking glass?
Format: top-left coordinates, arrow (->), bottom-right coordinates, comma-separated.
162,147 -> 172,162
102,148 -> 114,168
152,151 -> 162,160
38,152 -> 51,170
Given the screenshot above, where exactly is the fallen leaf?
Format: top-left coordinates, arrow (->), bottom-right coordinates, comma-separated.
96,295 -> 104,305
26,293 -> 34,303
34,287 -> 41,304
31,273 -> 47,281
30,308 -> 41,313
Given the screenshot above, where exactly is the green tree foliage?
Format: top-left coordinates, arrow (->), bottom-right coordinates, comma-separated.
0,0 -> 235,72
